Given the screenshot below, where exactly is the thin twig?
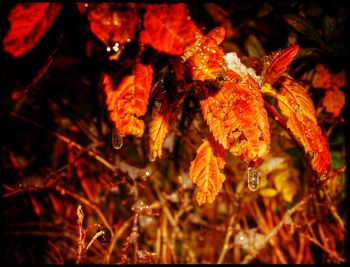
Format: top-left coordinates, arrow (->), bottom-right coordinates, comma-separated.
55,185 -> 112,233
104,217 -> 133,264
5,111 -> 116,172
240,196 -> 311,264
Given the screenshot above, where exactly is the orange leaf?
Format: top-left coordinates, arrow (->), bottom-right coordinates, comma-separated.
322,87 -> 345,117
3,3 -> 62,57
189,137 -> 226,206
277,77 -> 330,177
103,63 -> 153,137
182,27 -> 226,81
87,3 -> 137,46
140,4 -> 197,56
149,97 -> 185,161
200,70 -> 270,166
262,45 -> 300,85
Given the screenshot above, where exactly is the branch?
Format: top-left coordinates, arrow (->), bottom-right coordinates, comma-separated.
55,185 -> 112,233
240,195 -> 311,264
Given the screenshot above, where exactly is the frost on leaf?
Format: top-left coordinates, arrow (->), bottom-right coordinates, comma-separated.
189,137 -> 226,206
322,87 -> 345,117
182,27 -> 226,81
223,52 -> 261,84
103,63 -> 153,137
140,4 -> 197,56
3,3 -> 62,57
277,77 -> 330,177
262,45 -> 300,85
86,3 -> 137,47
149,97 -> 184,161
199,70 -> 270,166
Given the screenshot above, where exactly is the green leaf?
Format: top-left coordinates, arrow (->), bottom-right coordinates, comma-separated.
283,14 -> 322,44
331,151 -> 344,170
245,34 -> 265,58
296,47 -> 322,59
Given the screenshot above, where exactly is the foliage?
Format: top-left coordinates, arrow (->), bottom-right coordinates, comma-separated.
1,2 -> 346,264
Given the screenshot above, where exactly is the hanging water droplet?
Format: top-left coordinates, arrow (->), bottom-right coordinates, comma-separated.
112,126 -> 123,149
247,166 -> 259,191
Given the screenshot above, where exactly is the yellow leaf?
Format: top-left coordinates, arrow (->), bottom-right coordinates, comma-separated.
189,137 -> 226,206
149,97 -> 184,161
282,181 -> 298,203
259,188 -> 278,197
259,175 -> 268,188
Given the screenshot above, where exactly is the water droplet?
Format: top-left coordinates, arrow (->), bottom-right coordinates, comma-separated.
106,46 -> 111,52
126,38 -> 131,43
149,155 -> 156,162
247,166 -> 259,191
97,225 -> 112,245
112,126 -> 123,149
319,174 -> 328,181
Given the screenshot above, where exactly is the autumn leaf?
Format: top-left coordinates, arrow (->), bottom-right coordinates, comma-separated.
149,96 -> 185,161
103,63 -> 153,137
3,3 -> 62,57
312,64 -> 345,90
86,3 -> 137,47
200,70 -> 270,166
322,87 -> 345,117
182,27 -> 226,81
245,34 -> 266,58
273,169 -> 299,203
189,137 -> 226,206
262,45 -> 300,85
140,4 -> 197,56
262,78 -> 330,177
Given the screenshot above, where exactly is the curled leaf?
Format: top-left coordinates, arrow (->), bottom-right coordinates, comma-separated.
189,137 -> 226,206
103,63 -> 153,137
77,205 -> 84,225
182,27 -> 226,81
3,3 -> 62,57
262,45 -> 300,85
149,96 -> 185,161
200,70 -> 270,166
140,4 -> 197,56
263,77 -> 330,177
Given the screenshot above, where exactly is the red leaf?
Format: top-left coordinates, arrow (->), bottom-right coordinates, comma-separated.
86,3 -> 138,47
189,137 -> 226,206
262,45 -> 300,85
183,27 -> 226,81
322,87 -> 345,117
103,63 -> 153,137
140,4 -> 198,56
3,3 -> 62,57
200,70 -> 270,166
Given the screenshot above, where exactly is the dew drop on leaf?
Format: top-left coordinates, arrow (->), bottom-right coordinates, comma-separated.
112,125 -> 123,149
247,166 -> 259,191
